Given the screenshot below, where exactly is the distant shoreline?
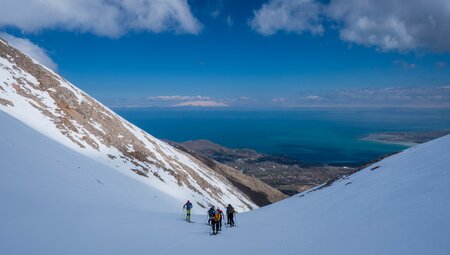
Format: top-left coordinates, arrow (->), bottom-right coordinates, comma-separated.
172,139 -> 359,196
361,135 -> 416,147
361,130 -> 450,147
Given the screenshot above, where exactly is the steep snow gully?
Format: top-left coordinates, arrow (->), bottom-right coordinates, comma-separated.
1,111 -> 449,255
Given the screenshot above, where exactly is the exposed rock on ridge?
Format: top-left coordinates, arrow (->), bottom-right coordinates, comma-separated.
0,38 -> 264,211
169,141 -> 288,206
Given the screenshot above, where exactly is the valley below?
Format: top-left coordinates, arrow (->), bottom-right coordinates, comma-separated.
172,129 -> 450,196
172,139 -> 360,196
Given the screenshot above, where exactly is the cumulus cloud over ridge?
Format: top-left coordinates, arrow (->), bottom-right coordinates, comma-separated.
0,0 -> 201,37
0,33 -> 57,71
251,0 -> 450,52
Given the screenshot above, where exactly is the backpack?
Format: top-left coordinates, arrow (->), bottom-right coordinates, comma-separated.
213,211 -> 221,221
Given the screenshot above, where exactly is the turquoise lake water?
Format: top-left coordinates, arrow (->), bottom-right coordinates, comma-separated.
115,108 -> 450,166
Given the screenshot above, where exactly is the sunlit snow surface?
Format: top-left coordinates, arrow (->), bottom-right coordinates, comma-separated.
1,111 -> 449,255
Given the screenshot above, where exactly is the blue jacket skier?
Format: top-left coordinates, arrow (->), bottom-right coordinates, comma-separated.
207,206 -> 215,225
183,200 -> 193,222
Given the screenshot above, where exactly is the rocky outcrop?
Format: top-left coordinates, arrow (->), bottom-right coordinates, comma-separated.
169,141 -> 288,206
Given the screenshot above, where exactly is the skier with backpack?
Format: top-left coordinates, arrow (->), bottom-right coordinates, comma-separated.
183,200 -> 193,222
207,206 -> 215,225
211,208 -> 222,235
216,208 -> 225,231
226,204 -> 235,227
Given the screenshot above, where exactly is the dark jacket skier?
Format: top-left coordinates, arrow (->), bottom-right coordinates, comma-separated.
226,204 -> 235,226
207,206 -> 215,225
183,200 -> 193,222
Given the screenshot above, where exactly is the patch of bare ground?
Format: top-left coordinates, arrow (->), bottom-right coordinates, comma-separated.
0,98 -> 13,106
170,141 -> 288,206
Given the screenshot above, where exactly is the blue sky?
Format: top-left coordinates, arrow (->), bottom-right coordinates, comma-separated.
1,0 -> 450,108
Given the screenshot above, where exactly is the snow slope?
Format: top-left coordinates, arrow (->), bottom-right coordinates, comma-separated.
0,38 -> 258,212
1,110 -> 449,255
0,111 -> 188,254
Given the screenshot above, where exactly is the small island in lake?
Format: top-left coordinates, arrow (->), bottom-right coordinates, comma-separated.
362,130 -> 450,147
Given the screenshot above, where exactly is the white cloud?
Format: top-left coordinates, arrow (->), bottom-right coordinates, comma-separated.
302,95 -> 320,100
327,0 -> 450,52
173,100 -> 228,107
0,0 -> 201,37
272,97 -> 288,103
251,0 -> 450,52
149,95 -> 210,101
393,60 -> 416,69
147,95 -> 227,107
207,0 -> 225,18
0,33 -> 57,70
292,86 -> 450,108
106,95 -> 252,108
226,16 -> 234,27
250,0 -> 323,36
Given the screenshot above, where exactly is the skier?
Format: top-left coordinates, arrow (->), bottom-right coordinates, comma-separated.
226,204 -> 235,227
216,208 -> 225,231
211,208 -> 221,235
183,200 -> 193,222
207,206 -> 215,225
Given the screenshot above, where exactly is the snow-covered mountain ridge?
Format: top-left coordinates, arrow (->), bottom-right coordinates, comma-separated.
0,38 -> 262,212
